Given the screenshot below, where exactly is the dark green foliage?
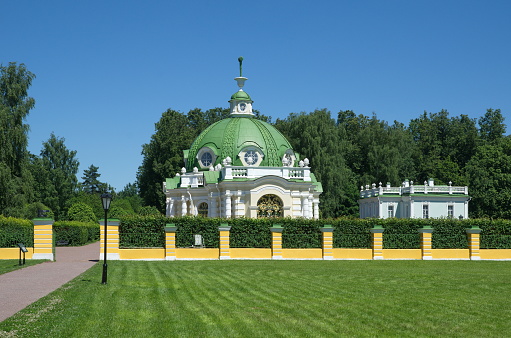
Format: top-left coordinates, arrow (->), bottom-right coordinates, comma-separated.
275,109 -> 360,217
138,206 -> 161,216
117,217 -> 511,249
118,215 -> 167,248
67,192 -> 104,220
333,218 -> 373,248
0,216 -> 33,247
67,203 -> 97,223
429,219 -> 469,249
279,218 -> 323,248
80,164 -> 106,194
38,133 -> 80,219
174,217 -> 221,248
379,218 -> 422,249
230,218 -> 272,248
53,221 -> 99,246
0,63 -> 36,216
477,219 -> 511,249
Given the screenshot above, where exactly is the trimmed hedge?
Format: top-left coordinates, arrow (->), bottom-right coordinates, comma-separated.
54,221 -> 99,246
119,215 -> 166,248
0,216 -> 33,248
116,216 -> 511,249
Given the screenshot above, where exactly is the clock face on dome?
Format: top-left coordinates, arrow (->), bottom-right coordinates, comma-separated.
239,102 -> 246,112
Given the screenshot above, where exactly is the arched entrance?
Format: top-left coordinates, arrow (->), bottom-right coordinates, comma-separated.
198,202 -> 208,217
257,194 -> 283,218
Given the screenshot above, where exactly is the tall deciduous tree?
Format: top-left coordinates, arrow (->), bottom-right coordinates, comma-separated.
466,136 -> 511,218
0,63 -> 36,216
275,109 -> 359,217
138,109 -> 195,211
38,133 -> 79,219
479,108 -> 506,143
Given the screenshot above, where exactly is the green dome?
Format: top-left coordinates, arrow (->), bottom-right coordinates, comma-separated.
185,117 -> 295,171
230,90 -> 252,101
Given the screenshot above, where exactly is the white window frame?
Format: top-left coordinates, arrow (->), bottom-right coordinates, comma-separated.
197,147 -> 217,169
387,204 -> 394,218
422,204 -> 429,219
447,204 -> 454,219
239,146 -> 264,167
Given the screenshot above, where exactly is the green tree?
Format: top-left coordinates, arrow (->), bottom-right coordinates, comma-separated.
81,164 -> 106,194
275,109 -> 359,217
67,202 -> 97,222
39,133 -> 79,219
408,110 -> 478,185
466,136 -> 511,218
0,63 -> 36,216
479,108 -> 506,143
138,109 -> 195,212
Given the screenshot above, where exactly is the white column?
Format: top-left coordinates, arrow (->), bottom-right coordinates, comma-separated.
464,201 -> 469,219
209,192 -> 216,217
302,195 -> 309,218
235,190 -> 244,218
308,195 -> 313,219
410,200 -> 414,218
225,190 -> 231,219
181,195 -> 187,216
313,198 -> 320,220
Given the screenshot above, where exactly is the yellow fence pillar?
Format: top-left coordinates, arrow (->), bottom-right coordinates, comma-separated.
321,225 -> 334,260
371,225 -> 385,260
165,224 -> 178,260
466,226 -> 482,260
99,219 -> 120,260
219,224 -> 231,260
32,218 -> 54,260
418,226 -> 434,260
271,224 -> 283,259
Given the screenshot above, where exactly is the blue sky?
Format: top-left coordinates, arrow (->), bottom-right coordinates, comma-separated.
2,1 -> 511,191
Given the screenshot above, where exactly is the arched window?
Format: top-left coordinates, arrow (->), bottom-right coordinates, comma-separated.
198,202 -> 208,217
257,194 -> 283,218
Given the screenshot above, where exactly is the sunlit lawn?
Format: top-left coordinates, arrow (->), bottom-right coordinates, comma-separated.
0,260 -> 510,337
0,260 -> 47,275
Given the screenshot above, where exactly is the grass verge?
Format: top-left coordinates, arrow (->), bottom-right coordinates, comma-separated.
0,260 -> 47,275
0,260 -> 510,337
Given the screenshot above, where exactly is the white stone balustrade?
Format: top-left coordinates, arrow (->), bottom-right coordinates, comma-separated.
180,172 -> 205,188
360,180 -> 468,198
223,166 -> 311,181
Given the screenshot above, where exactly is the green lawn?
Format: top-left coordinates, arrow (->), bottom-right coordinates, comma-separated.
0,260 -> 510,337
0,260 -> 47,275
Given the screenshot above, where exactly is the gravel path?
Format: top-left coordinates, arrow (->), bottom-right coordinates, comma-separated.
0,241 -> 99,322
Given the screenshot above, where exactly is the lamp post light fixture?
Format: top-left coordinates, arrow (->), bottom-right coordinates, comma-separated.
101,193 -> 112,284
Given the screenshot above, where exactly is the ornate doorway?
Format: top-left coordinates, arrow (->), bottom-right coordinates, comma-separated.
257,194 -> 283,218
198,202 -> 208,217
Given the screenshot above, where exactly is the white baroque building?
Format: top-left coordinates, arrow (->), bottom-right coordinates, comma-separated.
163,60 -> 322,219
359,179 -> 470,219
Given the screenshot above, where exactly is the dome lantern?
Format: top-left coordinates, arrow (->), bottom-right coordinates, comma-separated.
229,56 -> 254,117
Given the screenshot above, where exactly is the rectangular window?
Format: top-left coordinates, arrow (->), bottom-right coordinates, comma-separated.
448,205 -> 454,218
387,205 -> 394,218
422,204 -> 429,219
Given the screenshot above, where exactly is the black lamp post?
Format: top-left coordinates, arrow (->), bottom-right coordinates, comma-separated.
101,193 -> 112,284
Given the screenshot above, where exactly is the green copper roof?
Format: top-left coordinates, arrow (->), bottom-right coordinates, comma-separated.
185,117 -> 294,172
230,90 -> 252,101
203,171 -> 221,184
